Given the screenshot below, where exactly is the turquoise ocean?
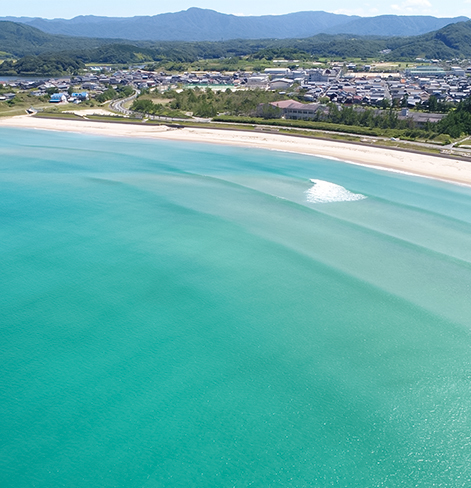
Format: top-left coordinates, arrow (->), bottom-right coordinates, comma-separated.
1,127 -> 471,487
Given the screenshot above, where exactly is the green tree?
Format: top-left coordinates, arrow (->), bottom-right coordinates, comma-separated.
256,103 -> 282,119
131,99 -> 156,114
428,95 -> 438,112
96,87 -> 117,103
381,98 -> 391,110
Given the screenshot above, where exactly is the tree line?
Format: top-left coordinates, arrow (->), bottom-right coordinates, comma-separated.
130,87 -> 471,140
131,88 -> 286,118
437,98 -> 471,138
0,54 -> 84,76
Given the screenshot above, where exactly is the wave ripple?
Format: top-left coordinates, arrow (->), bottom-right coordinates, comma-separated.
306,179 -> 367,204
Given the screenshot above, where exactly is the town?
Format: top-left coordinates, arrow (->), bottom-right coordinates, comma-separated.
2,61 -> 471,138
1,62 -> 469,104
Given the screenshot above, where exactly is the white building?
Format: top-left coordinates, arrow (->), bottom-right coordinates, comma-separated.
246,76 -> 269,89
264,68 -> 290,77
269,79 -> 294,90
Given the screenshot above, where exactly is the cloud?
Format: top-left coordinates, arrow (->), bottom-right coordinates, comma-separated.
391,0 -> 432,13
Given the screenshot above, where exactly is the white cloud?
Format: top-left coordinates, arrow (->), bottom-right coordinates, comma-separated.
391,0 -> 432,13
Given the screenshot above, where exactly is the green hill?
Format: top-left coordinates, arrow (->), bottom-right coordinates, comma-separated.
0,21 -> 113,57
386,20 -> 471,59
2,9 -> 468,41
2,18 -> 471,75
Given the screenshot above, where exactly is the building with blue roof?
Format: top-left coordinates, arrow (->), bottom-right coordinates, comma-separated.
49,93 -> 67,103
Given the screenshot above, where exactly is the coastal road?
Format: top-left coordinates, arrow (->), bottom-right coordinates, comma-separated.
108,90 -> 210,123
109,89 -> 140,115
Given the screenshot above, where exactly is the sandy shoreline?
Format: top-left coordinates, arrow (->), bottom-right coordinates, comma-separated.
1,115 -> 471,186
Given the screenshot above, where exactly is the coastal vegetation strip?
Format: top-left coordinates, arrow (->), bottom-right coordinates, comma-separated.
30,112 -> 468,159
128,88 -> 459,143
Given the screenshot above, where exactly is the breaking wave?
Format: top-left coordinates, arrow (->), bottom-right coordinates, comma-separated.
305,179 -> 367,204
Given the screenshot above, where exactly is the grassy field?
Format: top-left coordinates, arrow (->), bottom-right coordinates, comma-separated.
34,112 -> 84,119
122,92 -> 172,110
0,93 -> 50,117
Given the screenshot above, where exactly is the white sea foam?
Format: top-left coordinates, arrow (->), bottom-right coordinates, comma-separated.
305,179 -> 367,203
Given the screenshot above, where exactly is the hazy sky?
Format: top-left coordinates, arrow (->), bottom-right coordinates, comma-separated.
3,0 -> 471,19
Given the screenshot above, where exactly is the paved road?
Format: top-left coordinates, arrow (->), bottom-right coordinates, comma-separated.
109,89 -> 140,115
109,89 -> 208,123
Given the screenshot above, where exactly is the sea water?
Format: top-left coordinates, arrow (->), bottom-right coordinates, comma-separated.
1,127 -> 471,487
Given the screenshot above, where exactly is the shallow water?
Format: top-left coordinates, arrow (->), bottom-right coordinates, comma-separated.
1,128 -> 471,487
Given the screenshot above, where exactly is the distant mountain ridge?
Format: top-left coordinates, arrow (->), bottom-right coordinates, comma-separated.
327,14 -> 469,37
2,17 -> 471,65
1,8 -> 468,41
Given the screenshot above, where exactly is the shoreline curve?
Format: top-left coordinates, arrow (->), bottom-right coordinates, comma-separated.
1,115 -> 471,187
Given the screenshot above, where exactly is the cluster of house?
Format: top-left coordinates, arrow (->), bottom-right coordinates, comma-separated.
49,92 -> 89,103
2,64 -> 471,113
262,66 -> 471,107
257,65 -> 471,126
1,78 -> 89,103
151,65 -> 471,109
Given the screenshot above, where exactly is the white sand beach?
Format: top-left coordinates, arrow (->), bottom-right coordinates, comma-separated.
1,115 -> 471,186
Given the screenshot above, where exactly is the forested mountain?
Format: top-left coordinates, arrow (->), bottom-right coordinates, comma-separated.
0,10 -> 356,41
1,8 -> 467,42
0,21 -> 113,56
2,17 -> 471,72
385,20 -> 471,59
326,15 -> 468,37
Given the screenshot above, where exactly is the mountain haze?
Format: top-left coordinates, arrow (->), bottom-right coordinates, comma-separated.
1,9 -> 355,41
2,8 -> 467,42
326,15 -> 468,36
2,17 -> 471,66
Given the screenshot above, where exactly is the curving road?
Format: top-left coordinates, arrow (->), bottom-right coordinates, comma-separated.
109,88 -> 210,123
109,89 -> 140,115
